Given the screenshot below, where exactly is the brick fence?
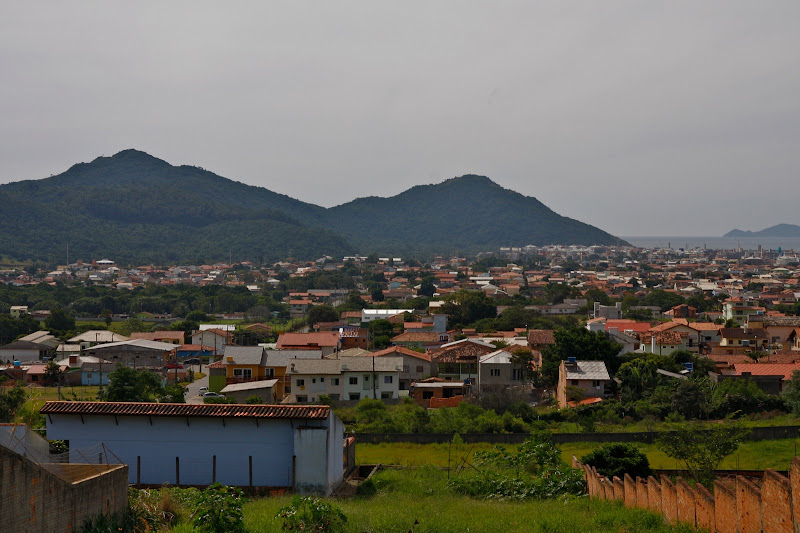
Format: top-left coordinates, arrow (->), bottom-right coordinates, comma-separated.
573,455 -> 800,532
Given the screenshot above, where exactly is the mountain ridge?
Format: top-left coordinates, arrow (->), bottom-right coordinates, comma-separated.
0,149 -> 627,263
725,224 -> 800,238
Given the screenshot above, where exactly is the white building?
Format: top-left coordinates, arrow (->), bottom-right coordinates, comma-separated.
42,401 -> 345,496
287,356 -> 403,402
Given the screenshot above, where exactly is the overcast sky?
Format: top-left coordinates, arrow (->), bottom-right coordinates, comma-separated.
1,2 -> 798,237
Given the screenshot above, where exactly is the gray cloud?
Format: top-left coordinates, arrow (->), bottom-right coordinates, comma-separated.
1,1 -> 798,237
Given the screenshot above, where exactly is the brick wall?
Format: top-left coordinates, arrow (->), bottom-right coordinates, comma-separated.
574,455 -> 800,533
0,446 -> 128,533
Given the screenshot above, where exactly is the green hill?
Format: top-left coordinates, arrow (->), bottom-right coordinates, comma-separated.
0,150 -> 350,264
326,174 -> 626,254
0,150 -> 626,264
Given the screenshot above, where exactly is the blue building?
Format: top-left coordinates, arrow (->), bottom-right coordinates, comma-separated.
42,401 -> 346,495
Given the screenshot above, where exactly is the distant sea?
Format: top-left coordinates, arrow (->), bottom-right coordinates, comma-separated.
622,236 -> 800,252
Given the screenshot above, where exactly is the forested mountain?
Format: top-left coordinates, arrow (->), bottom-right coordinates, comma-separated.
0,150 -> 625,264
326,175 -> 626,253
0,150 -> 350,264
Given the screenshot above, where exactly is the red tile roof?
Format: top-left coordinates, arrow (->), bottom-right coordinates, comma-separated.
606,320 -> 651,334
40,401 -> 330,419
277,332 -> 340,348
371,345 -> 432,362
730,363 -> 800,380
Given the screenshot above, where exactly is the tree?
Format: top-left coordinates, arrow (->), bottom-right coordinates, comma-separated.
581,443 -> 653,480
539,328 -> 621,386
307,305 -> 339,327
43,361 -> 64,385
616,358 -> 659,403
418,280 -> 436,298
45,307 -> 76,334
440,290 -> 497,326
658,421 -> 750,487
0,383 -> 26,423
100,365 -> 167,402
783,370 -> 800,413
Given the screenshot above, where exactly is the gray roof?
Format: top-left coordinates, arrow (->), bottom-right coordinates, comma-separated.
288,356 -> 404,375
222,346 -> 266,365
221,379 -> 278,393
0,340 -> 54,351
68,331 -> 130,343
564,360 -> 611,381
265,350 -> 323,367
287,359 -> 342,375
88,339 -> 178,352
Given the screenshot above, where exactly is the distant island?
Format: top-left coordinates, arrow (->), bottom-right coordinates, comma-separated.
724,224 -> 800,238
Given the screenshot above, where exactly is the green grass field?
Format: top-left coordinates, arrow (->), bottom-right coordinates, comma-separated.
241,467 -> 695,533
21,385 -> 102,412
356,438 -> 800,472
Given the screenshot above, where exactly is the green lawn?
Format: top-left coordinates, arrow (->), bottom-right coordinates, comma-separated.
20,385 -> 101,414
242,467 -> 695,533
356,438 -> 800,472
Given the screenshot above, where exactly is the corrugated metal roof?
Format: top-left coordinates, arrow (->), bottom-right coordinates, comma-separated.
40,401 -> 329,419
564,360 -> 611,381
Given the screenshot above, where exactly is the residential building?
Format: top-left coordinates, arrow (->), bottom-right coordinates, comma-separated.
477,350 -> 525,392
557,359 -> 611,408
276,332 -> 340,357
370,346 -> 434,391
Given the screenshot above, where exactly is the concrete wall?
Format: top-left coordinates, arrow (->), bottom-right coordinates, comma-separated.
574,455 -> 800,532
0,446 -> 128,533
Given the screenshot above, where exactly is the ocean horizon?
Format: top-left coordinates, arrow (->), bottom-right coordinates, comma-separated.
622,236 -> 800,252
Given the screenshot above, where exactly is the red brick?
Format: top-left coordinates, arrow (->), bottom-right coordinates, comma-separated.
789,457 -> 800,530
761,469 -> 792,533
636,477 -> 649,509
661,476 -> 678,524
694,483 -> 715,533
714,480 -> 737,533
675,478 -> 696,526
647,476 -> 662,514
736,476 -> 762,533
613,476 -> 624,501
624,473 -> 637,508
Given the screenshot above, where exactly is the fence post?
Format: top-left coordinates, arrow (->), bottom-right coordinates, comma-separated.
137,456 -> 141,487
249,456 -> 253,488
213,455 -> 216,483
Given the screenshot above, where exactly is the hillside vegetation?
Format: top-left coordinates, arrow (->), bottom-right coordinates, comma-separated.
0,149 -> 625,264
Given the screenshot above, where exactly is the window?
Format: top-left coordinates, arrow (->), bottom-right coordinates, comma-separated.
402,365 -> 409,372
416,365 -> 423,373
592,380 -> 601,387
320,377 -> 325,383
233,368 -> 252,378
333,378 -> 340,386
265,368 -> 275,378
349,393 -> 360,400
381,392 -> 392,399
349,377 -> 358,385
384,375 -> 393,384
296,379 -> 305,386
296,396 -> 308,403
490,368 -> 500,377
512,369 -> 523,381
312,378 -> 316,384
422,391 -> 434,399
571,380 -> 579,386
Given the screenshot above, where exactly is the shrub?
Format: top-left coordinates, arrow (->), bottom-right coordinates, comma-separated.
581,443 -> 653,479
276,496 -> 347,532
192,483 -> 246,533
